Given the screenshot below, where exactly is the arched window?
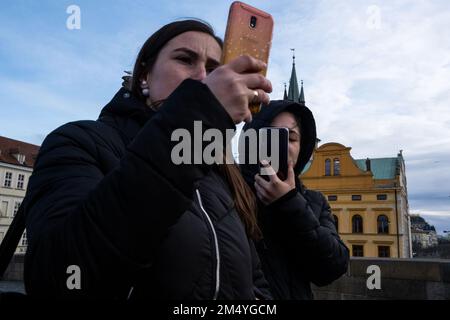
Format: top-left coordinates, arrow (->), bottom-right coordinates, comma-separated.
377,215 -> 389,234
333,215 -> 339,232
325,158 -> 331,176
333,158 -> 340,175
352,215 -> 363,233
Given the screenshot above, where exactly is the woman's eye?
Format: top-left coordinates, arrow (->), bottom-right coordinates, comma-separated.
176,56 -> 192,64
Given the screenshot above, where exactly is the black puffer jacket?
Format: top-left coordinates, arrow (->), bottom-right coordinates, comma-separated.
240,101 -> 349,300
22,79 -> 271,300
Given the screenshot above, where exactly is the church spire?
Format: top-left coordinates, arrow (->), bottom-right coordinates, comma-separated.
299,80 -> 305,106
287,49 -> 300,102
283,82 -> 288,100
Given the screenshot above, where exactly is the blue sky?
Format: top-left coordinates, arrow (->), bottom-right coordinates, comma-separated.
1,0 -> 449,234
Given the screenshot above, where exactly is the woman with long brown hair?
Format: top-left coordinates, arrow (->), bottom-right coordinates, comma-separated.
21,19 -> 272,299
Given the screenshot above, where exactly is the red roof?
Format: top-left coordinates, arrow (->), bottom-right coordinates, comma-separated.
0,136 -> 40,168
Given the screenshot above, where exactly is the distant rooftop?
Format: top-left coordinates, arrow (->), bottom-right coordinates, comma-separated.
354,158 -> 398,179
302,157 -> 399,180
0,136 -> 40,168
410,214 -> 436,232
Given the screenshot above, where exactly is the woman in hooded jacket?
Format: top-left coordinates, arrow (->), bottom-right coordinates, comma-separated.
239,101 -> 350,299
21,20 -> 273,300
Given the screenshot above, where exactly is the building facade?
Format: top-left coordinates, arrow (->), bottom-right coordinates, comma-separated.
274,50 -> 413,258
0,136 -> 40,254
300,143 -> 412,258
410,214 -> 438,249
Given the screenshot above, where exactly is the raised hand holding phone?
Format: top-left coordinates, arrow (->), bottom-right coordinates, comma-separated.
258,127 -> 289,181
221,1 -> 274,115
203,55 -> 272,123
254,160 -> 296,206
253,126 -> 296,205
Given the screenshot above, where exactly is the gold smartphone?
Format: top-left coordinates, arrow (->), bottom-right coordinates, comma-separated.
222,1 -> 274,114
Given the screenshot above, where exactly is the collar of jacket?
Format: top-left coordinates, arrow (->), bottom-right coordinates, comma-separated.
97,88 -> 156,144
98,87 -> 156,126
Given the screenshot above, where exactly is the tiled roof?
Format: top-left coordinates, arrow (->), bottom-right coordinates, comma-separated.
355,158 -> 398,179
301,157 -> 399,180
0,136 -> 40,168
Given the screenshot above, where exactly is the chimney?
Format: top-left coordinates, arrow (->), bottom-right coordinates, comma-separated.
366,158 -> 371,172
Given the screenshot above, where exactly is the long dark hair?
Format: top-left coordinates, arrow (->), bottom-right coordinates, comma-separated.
131,20 -> 261,240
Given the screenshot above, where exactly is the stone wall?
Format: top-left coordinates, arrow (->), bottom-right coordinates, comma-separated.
3,255 -> 450,299
2,253 -> 24,281
312,257 -> 450,300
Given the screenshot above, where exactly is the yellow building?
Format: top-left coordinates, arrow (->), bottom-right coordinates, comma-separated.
281,52 -> 411,258
301,143 -> 412,258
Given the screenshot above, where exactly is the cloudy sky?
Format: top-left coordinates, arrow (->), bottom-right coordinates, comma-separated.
1,0 -> 449,234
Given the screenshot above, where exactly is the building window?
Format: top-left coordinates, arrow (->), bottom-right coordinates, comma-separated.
4,172 -> 13,188
1,201 -> 9,217
352,215 -> 363,233
352,195 -> 362,201
17,174 -> 25,189
377,194 -> 387,200
13,201 -> 22,217
21,232 -> 28,246
352,245 -> 364,257
378,246 -> 390,258
333,158 -> 340,175
325,159 -> 331,176
377,215 -> 389,234
328,195 -> 338,201
333,215 -> 339,232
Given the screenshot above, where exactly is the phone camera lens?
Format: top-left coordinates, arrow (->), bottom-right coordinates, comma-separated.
250,16 -> 257,28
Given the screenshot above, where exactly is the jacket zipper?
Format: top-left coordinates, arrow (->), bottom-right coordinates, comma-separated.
127,286 -> 134,300
196,189 -> 220,300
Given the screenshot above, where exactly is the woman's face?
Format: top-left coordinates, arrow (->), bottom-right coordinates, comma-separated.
270,112 -> 301,166
145,31 -> 222,104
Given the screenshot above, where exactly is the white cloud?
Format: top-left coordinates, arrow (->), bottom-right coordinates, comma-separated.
412,210 -> 450,218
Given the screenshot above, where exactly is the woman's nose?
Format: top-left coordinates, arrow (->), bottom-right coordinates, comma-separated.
191,65 -> 207,81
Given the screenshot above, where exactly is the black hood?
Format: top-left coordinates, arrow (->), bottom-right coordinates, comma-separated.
239,100 -> 316,188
